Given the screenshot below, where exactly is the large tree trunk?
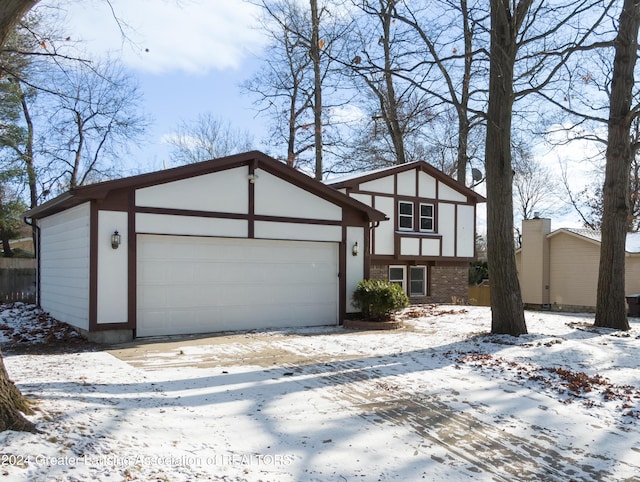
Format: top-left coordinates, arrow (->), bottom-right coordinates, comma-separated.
485,0 -> 530,336
594,0 -> 640,330
0,0 -> 39,435
0,0 -> 38,49
310,0 -> 323,180
0,349 -> 37,433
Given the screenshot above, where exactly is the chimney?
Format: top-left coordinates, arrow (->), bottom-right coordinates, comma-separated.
520,218 -> 551,306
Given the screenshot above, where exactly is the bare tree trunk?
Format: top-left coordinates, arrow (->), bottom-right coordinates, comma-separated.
0,0 -> 38,49
0,349 -> 37,433
595,0 -> 640,330
310,0 -> 323,180
456,0 -> 472,185
380,0 -> 406,165
0,0 -> 39,435
485,0 -> 530,335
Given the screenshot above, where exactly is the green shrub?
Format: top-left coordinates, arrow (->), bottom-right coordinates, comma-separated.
351,279 -> 410,321
469,261 -> 488,285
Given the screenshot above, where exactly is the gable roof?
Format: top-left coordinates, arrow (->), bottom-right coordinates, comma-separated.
325,160 -> 486,203
24,151 -> 387,223
547,227 -> 640,254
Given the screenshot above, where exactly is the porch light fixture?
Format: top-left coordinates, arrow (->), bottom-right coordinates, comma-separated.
352,241 -> 359,256
111,230 -> 121,249
248,173 -> 258,183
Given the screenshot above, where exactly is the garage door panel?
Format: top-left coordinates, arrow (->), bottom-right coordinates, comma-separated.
137,235 -> 338,337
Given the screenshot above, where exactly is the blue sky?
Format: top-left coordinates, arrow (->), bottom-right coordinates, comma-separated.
47,0 -> 270,173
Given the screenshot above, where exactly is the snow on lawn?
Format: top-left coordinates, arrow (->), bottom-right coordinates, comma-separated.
1,303 -> 640,481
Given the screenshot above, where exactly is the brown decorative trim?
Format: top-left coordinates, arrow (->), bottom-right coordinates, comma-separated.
248,162 -> 255,238
135,206 -> 344,227
326,160 -> 485,203
372,255 -> 473,264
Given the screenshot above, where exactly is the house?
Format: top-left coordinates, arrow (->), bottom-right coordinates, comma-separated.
24,151 -> 386,342
326,161 -> 485,303
516,217 -> 640,311
24,152 -> 484,342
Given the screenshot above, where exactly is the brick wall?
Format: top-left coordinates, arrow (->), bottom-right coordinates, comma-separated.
369,263 -> 468,304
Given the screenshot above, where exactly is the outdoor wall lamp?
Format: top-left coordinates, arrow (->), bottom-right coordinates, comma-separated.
248,173 -> 259,183
352,241 -> 359,256
111,230 -> 121,249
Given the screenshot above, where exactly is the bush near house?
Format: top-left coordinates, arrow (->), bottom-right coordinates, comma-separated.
352,279 -> 410,321
469,261 -> 489,285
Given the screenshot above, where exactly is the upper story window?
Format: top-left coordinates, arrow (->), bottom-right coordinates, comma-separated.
420,203 -> 435,232
398,201 -> 413,230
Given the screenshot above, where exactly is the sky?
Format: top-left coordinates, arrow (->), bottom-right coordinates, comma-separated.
42,0 -> 271,173
35,0 -> 597,231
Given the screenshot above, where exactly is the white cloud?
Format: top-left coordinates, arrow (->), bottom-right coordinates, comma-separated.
45,0 -> 266,74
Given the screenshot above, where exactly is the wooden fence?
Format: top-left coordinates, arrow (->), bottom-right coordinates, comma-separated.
0,258 -> 36,304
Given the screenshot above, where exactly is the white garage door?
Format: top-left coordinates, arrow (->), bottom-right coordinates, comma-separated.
136,235 -> 339,337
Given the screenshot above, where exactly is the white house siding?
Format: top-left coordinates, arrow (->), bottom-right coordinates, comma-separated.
135,168 -> 249,213
396,170 -> 416,196
360,176 -> 394,194
97,211 -> 128,324
346,226 -> 365,313
255,170 -> 342,221
438,182 -> 467,202
136,213 -> 248,238
254,222 -> 341,242
456,204 -> 475,258
418,171 -> 436,198
373,196 -> 395,255
438,203 -> 456,257
39,202 -> 91,330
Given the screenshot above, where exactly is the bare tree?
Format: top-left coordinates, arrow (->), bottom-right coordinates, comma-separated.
167,113 -> 253,165
243,0 -> 316,169
42,58 -> 147,190
595,0 -> 640,331
389,0 -> 487,184
512,142 -> 563,220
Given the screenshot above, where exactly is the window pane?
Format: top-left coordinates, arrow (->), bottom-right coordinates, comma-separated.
409,267 -> 425,296
389,267 -> 404,282
421,218 -> 433,231
421,204 -> 433,216
399,202 -> 413,215
399,216 -> 413,229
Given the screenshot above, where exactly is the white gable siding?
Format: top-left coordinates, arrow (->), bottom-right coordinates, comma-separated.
255,170 -> 342,221
136,213 -> 247,238
456,205 -> 475,257
438,182 -> 467,202
254,221 -> 342,242
374,196 -> 395,255
360,176 -> 394,194
97,210 -> 128,324
418,172 -> 436,198
401,237 -> 420,256
396,170 -> 416,196
39,202 -> 91,331
136,168 -> 249,213
439,203 -> 456,256
422,238 -> 440,256
352,193 -> 372,206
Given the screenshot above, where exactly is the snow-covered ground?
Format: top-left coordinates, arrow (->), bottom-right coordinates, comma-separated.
1,302 -> 639,481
